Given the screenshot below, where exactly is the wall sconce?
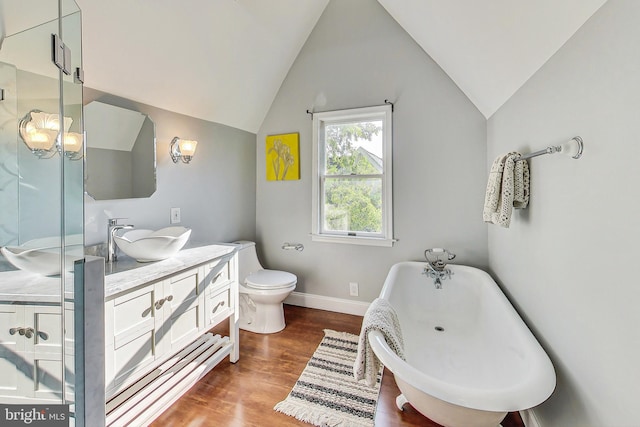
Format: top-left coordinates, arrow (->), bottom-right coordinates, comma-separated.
170,137 -> 198,164
18,110 -> 84,160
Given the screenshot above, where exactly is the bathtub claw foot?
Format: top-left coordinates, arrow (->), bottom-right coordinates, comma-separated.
396,394 -> 409,411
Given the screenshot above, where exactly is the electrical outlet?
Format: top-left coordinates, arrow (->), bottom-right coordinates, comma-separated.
349,282 -> 359,297
170,207 -> 181,224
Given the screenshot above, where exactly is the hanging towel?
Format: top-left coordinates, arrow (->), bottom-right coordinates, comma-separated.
513,157 -> 530,209
354,298 -> 405,387
483,152 -> 530,228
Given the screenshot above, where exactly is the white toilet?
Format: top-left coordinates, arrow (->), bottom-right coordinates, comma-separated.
234,241 -> 297,334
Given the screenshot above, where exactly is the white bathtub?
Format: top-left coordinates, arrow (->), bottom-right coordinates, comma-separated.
368,262 -> 556,427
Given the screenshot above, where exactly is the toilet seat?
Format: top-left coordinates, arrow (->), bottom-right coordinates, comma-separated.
245,270 -> 297,290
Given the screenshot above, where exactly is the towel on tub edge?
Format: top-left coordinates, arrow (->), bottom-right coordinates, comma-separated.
354,298 -> 405,387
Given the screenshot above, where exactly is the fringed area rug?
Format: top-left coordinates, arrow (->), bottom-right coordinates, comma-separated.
274,329 -> 383,427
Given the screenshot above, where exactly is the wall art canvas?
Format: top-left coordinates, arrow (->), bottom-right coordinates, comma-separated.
266,132 -> 300,181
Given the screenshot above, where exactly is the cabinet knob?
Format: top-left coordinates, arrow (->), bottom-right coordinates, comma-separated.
166,295 -> 173,302
9,327 -> 22,335
24,327 -> 34,338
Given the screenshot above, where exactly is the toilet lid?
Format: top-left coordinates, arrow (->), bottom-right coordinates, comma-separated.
245,270 -> 297,290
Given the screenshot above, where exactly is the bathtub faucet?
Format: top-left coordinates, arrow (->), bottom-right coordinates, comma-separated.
423,248 -> 455,289
422,265 -> 453,289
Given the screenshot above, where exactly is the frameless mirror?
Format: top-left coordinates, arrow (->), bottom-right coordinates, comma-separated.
85,101 -> 156,200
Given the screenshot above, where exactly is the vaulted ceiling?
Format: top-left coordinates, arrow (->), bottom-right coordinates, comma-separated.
74,0 -> 608,133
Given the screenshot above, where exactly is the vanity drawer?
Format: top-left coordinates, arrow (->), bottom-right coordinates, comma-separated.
206,286 -> 231,327
205,259 -> 231,294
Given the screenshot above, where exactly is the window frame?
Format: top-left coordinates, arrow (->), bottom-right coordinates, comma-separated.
311,104 -> 394,247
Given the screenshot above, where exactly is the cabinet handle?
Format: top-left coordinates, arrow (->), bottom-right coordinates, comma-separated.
154,295 -> 174,309
212,300 -> 225,314
38,331 -> 49,340
9,327 -> 36,338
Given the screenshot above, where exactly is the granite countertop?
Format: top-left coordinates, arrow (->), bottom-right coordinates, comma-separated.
0,243 -> 238,303
104,243 -> 237,299
0,270 -> 66,304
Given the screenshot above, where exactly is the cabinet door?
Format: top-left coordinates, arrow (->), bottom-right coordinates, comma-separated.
160,267 -> 202,354
0,304 -> 28,398
205,286 -> 232,328
27,305 -> 64,401
203,258 -> 234,328
0,304 -> 63,402
105,284 -> 158,391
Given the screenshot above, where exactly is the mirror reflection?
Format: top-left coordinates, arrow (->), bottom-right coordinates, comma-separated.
85,101 -> 156,200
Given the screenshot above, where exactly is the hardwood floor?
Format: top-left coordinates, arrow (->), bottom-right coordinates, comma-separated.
152,305 -> 524,427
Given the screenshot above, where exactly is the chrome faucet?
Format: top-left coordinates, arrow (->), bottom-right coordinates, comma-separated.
422,248 -> 456,289
107,218 -> 134,263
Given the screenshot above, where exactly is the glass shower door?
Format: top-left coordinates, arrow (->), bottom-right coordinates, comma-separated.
0,0 -> 85,425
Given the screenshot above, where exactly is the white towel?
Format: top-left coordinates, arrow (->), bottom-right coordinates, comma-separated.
483,152 -> 529,228
354,298 -> 405,387
513,157 -> 530,209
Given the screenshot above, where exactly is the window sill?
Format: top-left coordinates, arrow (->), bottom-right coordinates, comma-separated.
311,234 -> 395,247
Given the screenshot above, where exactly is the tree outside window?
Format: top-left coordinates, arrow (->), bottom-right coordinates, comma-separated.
312,105 -> 394,247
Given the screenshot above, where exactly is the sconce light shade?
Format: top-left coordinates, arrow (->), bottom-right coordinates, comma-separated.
170,137 -> 198,163
63,132 -> 84,153
18,110 -> 83,159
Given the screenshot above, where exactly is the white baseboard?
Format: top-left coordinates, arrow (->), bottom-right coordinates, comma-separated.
520,409 -> 542,427
285,291 -> 370,316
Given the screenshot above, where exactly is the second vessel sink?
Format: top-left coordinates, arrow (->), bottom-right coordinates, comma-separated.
0,235 -> 84,275
113,226 -> 191,262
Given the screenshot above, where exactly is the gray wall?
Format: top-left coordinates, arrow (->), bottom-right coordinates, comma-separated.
84,89 -> 256,246
87,148 -> 133,200
487,0 -> 640,425
256,0 -> 487,302
131,117 -> 155,198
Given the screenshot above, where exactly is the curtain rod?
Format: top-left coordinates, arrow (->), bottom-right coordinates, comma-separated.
306,99 -> 394,119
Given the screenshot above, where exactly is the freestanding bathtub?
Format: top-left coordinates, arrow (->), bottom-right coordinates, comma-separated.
368,262 -> 556,427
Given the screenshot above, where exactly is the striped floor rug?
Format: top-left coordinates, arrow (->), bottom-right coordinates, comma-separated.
274,329 -> 383,427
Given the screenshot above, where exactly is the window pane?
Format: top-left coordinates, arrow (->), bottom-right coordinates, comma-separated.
323,177 -> 382,233
324,120 -> 383,175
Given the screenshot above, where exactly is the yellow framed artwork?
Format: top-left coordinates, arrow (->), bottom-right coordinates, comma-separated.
266,132 -> 300,181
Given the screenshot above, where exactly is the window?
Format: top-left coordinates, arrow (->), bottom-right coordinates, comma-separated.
312,105 -> 394,246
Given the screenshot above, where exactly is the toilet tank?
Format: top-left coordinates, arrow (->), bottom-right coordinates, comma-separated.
233,241 -> 263,283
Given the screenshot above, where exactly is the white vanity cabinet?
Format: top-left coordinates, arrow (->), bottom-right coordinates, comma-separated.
103,245 -> 239,425
0,303 -> 64,402
104,265 -> 211,392
104,283 -> 159,392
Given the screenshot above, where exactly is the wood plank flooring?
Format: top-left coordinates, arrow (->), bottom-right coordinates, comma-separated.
152,305 -> 524,427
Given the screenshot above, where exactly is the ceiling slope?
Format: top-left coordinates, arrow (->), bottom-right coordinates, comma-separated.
60,1 -> 608,132
75,0 -> 329,133
377,0 -> 609,118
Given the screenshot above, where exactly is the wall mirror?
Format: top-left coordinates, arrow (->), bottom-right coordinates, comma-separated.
85,101 -> 156,200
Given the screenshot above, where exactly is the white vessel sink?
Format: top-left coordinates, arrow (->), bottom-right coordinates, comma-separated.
114,226 -> 191,262
1,235 -> 83,276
